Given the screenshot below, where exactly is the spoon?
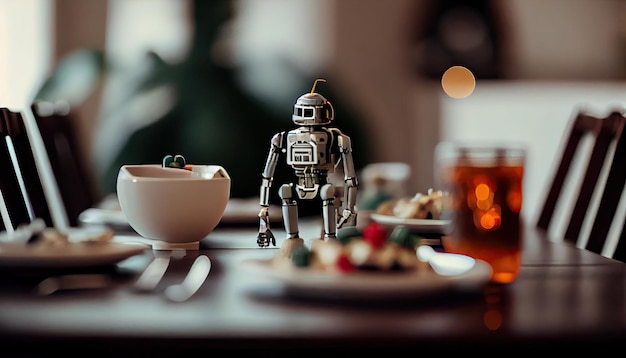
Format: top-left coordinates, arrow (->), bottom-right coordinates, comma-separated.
164,255 -> 211,302
416,245 -> 475,276
134,256 -> 171,292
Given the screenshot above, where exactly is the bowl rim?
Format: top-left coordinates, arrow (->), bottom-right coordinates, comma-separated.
119,164 -> 230,181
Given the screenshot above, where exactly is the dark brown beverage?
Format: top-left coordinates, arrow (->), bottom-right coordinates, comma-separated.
437,144 -> 525,284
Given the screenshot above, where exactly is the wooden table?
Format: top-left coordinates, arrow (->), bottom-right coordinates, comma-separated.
0,220 -> 624,356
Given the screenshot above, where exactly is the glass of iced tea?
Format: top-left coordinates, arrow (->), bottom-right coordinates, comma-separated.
435,142 -> 525,284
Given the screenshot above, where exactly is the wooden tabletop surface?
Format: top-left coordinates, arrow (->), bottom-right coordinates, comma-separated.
0,219 -> 624,356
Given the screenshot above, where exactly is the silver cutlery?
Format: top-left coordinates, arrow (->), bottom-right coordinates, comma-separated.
35,274 -> 114,296
34,252 -> 211,301
134,256 -> 171,292
416,245 -> 475,276
164,255 -> 211,302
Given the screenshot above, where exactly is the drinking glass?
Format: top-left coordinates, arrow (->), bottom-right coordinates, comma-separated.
435,142 -> 526,284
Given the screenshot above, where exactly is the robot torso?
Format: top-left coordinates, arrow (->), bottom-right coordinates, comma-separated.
284,126 -> 338,199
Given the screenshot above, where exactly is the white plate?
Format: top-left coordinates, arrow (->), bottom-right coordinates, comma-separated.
370,213 -> 452,234
240,257 -> 491,302
0,241 -> 146,268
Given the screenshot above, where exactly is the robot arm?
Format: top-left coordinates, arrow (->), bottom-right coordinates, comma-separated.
257,132 -> 284,247
260,132 -> 283,207
336,131 -> 359,228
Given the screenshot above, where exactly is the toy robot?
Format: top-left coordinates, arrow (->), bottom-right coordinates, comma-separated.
257,79 -> 359,248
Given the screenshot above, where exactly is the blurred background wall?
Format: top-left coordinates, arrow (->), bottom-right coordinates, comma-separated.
1,0 -> 625,225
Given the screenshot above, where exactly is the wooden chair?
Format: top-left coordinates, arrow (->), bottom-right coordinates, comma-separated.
537,109 -> 626,262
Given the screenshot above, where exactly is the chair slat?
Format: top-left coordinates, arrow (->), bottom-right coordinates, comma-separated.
613,226 -> 626,263
0,108 -> 32,230
536,112 -> 601,231
32,101 -> 97,226
585,114 -> 626,256
564,112 -> 624,243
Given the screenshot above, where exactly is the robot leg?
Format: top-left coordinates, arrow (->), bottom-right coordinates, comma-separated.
320,183 -> 337,241
279,184 -> 300,239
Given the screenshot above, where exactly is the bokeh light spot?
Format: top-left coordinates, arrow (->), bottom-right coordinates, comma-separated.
484,309 -> 502,331
441,66 -> 476,98
479,206 -> 501,231
480,213 -> 496,229
507,189 -> 523,213
475,183 -> 490,200
476,198 -> 491,211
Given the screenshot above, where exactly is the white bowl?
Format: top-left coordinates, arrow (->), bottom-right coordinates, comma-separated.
116,164 -> 231,250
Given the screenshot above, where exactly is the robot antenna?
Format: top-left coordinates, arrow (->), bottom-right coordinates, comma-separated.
310,78 -> 327,94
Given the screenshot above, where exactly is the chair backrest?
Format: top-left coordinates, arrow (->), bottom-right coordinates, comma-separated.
0,108 -> 32,231
537,108 -> 626,262
31,101 -> 97,226
0,106 -> 70,232
1,107 -> 54,230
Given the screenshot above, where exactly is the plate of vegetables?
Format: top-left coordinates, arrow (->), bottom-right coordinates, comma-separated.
241,222 -> 490,302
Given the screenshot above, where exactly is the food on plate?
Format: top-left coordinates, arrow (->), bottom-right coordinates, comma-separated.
376,189 -> 448,220
272,222 -> 432,273
26,226 -> 114,247
2,218 -> 115,247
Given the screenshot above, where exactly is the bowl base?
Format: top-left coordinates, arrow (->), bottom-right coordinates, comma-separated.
152,240 -> 200,251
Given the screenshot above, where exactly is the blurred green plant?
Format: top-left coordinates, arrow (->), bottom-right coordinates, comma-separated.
35,0 -> 371,214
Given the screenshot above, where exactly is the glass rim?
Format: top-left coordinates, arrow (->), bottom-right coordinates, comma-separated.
436,141 -> 526,153
435,141 -> 527,165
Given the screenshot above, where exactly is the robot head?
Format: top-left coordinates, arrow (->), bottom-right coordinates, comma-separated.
292,79 -> 334,126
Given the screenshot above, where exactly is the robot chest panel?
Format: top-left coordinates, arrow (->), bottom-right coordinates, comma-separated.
285,130 -> 332,167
